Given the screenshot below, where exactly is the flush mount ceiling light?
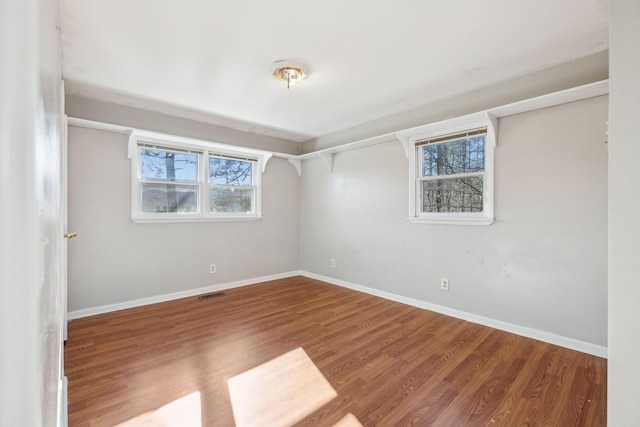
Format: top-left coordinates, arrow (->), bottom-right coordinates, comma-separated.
270,60 -> 308,89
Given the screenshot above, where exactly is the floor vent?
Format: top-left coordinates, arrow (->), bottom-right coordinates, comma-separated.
198,292 -> 225,301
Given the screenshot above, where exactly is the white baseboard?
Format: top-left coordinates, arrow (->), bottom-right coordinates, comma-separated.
67,270 -> 608,359
66,271 -> 302,320
301,271 -> 608,359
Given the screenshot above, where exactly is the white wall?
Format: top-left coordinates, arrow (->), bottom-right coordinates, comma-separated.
608,0 -> 640,424
300,95 -> 608,347
0,0 -> 64,426
67,126 -> 300,312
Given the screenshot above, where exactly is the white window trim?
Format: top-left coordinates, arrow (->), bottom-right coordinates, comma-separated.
127,130 -> 272,223
396,112 -> 497,226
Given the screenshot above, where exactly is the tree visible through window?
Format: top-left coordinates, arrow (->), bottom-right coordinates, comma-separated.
209,157 -> 255,213
140,148 -> 199,213
418,132 -> 486,213
400,113 -> 494,225
130,136 -> 265,222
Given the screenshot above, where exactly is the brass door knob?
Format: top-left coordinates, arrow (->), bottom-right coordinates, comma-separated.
63,232 -> 78,239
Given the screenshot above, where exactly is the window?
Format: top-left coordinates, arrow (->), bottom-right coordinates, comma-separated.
418,129 -> 486,213
139,146 -> 200,214
398,112 -> 496,225
129,132 -> 268,222
209,155 -> 256,214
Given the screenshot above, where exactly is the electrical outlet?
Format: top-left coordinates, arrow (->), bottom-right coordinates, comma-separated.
210,264 -> 216,274
440,278 -> 449,291
330,259 -> 336,268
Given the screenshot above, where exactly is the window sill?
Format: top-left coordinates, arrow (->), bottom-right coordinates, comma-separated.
408,216 -> 494,226
132,215 -> 263,223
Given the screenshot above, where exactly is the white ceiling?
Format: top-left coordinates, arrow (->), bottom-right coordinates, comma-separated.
60,0 -> 609,143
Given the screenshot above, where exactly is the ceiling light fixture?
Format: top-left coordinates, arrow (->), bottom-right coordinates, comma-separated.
270,60 -> 308,89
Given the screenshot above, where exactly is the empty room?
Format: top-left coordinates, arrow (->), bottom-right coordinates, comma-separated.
3,1 -> 640,426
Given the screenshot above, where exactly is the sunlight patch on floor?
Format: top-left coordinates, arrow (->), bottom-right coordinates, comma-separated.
115,391 -> 202,427
228,347 -> 337,427
332,413 -> 364,427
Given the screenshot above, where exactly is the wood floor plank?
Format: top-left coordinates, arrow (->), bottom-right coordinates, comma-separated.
65,276 -> 606,426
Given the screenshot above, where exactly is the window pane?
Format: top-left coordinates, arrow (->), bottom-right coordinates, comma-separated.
141,183 -> 198,213
141,149 -> 198,182
209,157 -> 253,186
210,186 -> 253,213
422,177 -> 483,213
422,136 -> 485,177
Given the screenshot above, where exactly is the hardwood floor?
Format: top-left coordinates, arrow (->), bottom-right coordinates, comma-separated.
65,276 -> 606,426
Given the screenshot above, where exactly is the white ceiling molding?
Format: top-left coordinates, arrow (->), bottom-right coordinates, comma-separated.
68,80 -> 608,176
302,79 -> 608,171
395,80 -> 607,158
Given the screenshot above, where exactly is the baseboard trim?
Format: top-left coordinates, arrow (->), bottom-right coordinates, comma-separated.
67,270 -> 608,358
67,271 -> 302,320
301,271 -> 608,359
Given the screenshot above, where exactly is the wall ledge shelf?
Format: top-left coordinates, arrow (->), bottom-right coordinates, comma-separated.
68,79 -> 608,176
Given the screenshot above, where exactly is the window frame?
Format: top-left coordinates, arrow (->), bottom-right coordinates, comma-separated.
398,112 -> 496,225
138,144 -> 203,215
208,153 -> 258,216
128,131 -> 269,223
